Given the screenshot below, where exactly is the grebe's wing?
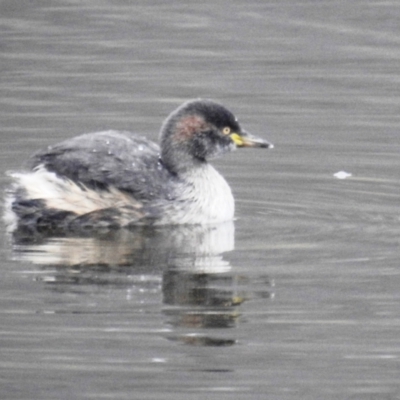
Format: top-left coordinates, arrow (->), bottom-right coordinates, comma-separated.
29,130 -> 176,201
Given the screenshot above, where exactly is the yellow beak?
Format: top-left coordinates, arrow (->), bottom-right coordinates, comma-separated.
230,131 -> 273,148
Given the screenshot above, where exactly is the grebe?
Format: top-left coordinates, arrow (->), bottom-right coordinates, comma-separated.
6,99 -> 273,230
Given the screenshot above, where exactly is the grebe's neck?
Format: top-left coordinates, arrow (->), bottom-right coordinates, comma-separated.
159,163 -> 234,225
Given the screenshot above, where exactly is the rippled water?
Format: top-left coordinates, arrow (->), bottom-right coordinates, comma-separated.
1,1 -> 400,399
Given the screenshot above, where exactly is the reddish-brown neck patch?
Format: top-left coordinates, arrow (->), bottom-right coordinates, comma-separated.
174,115 -> 210,141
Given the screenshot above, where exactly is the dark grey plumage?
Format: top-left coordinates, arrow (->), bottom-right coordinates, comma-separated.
29,130 -> 177,202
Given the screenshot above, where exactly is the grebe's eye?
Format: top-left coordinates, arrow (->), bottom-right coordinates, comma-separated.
222,127 -> 231,135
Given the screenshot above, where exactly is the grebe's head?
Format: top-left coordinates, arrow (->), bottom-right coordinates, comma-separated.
159,99 -> 273,173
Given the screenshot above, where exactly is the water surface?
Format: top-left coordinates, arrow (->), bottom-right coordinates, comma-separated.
1,1 -> 400,399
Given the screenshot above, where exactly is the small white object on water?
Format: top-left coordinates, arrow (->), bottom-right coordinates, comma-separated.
334,171 -> 352,179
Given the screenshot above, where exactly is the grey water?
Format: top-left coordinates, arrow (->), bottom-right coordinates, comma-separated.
1,1 -> 400,399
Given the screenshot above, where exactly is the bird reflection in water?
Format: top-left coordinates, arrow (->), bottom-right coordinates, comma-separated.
9,222 -> 273,347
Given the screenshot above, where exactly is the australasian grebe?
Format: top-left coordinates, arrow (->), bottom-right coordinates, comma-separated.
5,99 -> 273,229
